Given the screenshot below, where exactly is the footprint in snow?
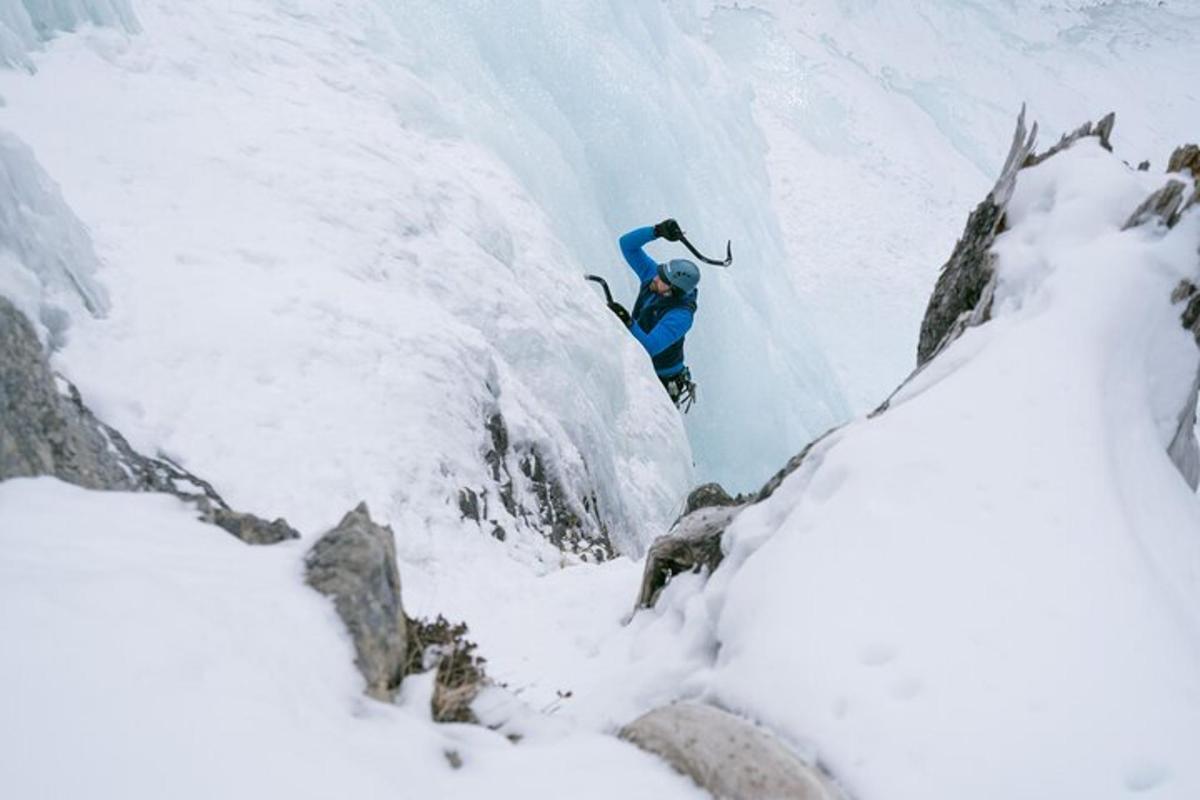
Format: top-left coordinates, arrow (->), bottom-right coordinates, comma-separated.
857,642 -> 898,667
1123,762 -> 1169,793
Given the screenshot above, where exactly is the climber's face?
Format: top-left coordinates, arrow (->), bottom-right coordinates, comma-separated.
650,275 -> 673,296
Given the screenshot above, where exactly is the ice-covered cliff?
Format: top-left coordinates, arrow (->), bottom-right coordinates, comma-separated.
2,2 -> 1200,799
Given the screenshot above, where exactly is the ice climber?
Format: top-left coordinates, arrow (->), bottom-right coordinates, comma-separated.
616,219 -> 700,409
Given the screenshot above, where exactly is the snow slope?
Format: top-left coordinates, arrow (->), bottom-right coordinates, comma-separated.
634,139 -> 1200,799
0,478 -> 706,800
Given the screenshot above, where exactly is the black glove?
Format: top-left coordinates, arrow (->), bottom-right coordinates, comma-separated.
609,303 -> 632,327
653,218 -> 683,242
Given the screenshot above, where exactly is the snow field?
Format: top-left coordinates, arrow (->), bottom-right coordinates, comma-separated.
0,478 -> 708,799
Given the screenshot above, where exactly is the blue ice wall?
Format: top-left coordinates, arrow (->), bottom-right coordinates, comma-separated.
377,1 -> 849,491
0,0 -> 139,70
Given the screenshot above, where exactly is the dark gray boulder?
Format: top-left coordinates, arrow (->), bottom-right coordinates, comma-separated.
304,503 -> 408,702
619,702 -> 849,800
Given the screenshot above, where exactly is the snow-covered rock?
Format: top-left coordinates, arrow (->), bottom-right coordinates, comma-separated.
636,505 -> 737,611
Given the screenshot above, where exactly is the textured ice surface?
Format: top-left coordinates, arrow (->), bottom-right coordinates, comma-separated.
0,130 -> 108,347
0,0 -> 138,70
372,0 -> 851,491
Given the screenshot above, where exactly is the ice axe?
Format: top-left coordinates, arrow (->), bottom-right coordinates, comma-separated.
656,219 -> 732,267
585,274 -> 632,326
679,232 -> 733,267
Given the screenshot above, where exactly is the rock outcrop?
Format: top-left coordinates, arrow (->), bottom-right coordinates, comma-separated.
636,504 -> 739,609
304,503 -> 409,702
682,482 -> 740,515
0,295 -> 298,544
916,107 -> 1040,367
620,702 -> 849,800
457,409 -> 613,562
1168,144 -> 1200,177
1,296 -> 130,488
916,109 -> 1125,370
1147,151 -> 1200,489
635,427 -> 850,610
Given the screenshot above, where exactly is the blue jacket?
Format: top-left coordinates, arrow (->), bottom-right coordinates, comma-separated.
619,226 -> 697,377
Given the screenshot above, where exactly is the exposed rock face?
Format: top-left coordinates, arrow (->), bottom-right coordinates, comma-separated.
1022,111 -> 1114,168
458,410 -> 613,561
1,296 -> 130,488
918,110 -> 1126,369
619,703 -> 849,800
1168,144 -> 1200,177
304,503 -> 408,702
203,504 -> 300,546
682,482 -> 740,515
0,295 -> 298,545
917,107 -> 1040,367
1124,179 -> 1191,230
636,504 -> 739,609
